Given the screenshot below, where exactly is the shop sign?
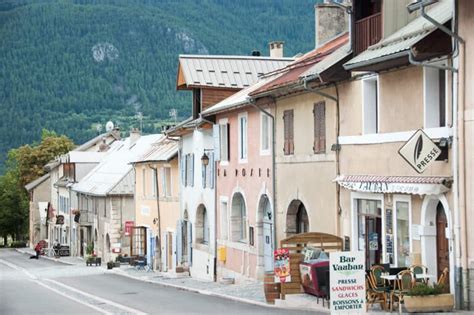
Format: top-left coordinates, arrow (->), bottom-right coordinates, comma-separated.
124,221 -> 134,236
398,129 -> 441,174
274,248 -> 291,283
330,251 -> 366,314
337,180 -> 448,195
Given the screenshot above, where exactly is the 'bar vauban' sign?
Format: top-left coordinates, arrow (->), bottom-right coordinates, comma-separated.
398,129 -> 441,174
330,251 -> 366,314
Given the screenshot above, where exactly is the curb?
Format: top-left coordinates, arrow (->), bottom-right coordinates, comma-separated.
15,248 -> 77,266
110,268 -> 326,313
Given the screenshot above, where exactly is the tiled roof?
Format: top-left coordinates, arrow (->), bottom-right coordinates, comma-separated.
134,138 -> 179,163
177,55 -> 293,90
250,33 -> 349,97
344,0 -> 452,69
300,42 -> 352,81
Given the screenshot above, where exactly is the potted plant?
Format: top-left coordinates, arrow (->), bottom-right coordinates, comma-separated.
404,283 -> 454,312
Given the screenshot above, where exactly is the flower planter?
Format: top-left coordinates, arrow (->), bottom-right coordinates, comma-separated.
404,294 -> 454,313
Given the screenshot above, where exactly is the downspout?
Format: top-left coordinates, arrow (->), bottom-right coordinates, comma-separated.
149,165 -> 162,271
248,98 -> 277,251
303,78 -> 341,238
408,0 -> 467,308
213,156 -> 218,282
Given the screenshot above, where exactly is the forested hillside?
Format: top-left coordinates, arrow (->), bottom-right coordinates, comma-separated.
0,0 -> 318,173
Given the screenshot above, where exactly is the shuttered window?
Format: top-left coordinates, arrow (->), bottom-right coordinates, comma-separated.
313,102 -> 326,154
219,124 -> 230,162
184,154 -> 194,187
283,109 -> 294,155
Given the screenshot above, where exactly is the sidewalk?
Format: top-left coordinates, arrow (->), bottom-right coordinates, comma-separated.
15,247 -> 84,265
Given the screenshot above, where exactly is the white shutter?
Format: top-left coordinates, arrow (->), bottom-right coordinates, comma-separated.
209,152 -> 214,189
213,124 -> 221,161
176,220 -> 183,265
171,231 -> 176,270
181,154 -> 186,186
190,154 -> 195,187
187,222 -> 193,266
162,232 -> 168,272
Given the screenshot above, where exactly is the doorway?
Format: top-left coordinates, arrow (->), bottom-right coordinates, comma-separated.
258,195 -> 273,272
356,199 -> 382,268
436,202 -> 449,291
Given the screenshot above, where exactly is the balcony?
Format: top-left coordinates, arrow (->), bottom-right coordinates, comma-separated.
354,12 -> 382,55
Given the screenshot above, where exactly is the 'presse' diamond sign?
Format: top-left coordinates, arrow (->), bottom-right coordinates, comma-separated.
398,129 -> 441,174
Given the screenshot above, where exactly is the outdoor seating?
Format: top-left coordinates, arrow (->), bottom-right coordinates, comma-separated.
370,265 -> 391,292
366,274 -> 387,311
437,267 -> 449,291
390,270 -> 414,312
410,264 -> 428,283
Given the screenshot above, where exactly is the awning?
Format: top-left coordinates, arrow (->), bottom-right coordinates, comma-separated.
334,175 -> 452,195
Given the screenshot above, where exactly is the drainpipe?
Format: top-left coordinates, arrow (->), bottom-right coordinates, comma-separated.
247,98 -> 277,251
303,78 -> 342,238
407,0 -> 467,308
149,165 -> 162,271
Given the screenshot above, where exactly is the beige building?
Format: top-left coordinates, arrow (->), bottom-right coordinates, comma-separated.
132,138 -> 180,271
25,173 -> 51,248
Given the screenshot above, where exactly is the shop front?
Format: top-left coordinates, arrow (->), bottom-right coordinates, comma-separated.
337,175 -> 454,291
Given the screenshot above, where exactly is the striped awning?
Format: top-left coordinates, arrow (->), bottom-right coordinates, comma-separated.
334,175 -> 452,195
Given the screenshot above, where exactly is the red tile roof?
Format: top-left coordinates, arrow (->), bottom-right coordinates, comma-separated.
250,33 -> 349,97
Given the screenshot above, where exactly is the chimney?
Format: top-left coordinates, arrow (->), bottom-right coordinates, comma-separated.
269,41 -> 284,58
315,1 -> 349,48
111,127 -> 121,140
129,128 -> 141,145
99,137 -> 110,152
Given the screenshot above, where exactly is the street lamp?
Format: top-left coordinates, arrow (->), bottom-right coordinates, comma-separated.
201,152 -> 210,166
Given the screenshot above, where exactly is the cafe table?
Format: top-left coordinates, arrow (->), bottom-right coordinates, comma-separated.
380,273 -> 437,282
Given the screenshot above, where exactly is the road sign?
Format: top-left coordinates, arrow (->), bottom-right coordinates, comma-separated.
398,129 -> 441,173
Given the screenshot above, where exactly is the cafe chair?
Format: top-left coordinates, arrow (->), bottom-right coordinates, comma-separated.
437,267 -> 449,291
366,275 -> 387,311
370,265 -> 390,292
390,270 -> 414,313
410,264 -> 428,283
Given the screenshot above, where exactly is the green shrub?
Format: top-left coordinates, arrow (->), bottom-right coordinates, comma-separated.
406,283 -> 445,296
86,243 -> 94,255
10,241 -> 27,248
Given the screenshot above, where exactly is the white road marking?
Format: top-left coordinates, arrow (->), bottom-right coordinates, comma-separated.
1,258 -> 147,315
45,278 -> 147,315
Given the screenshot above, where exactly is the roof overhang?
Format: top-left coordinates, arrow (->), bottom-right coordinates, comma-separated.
335,175 -> 452,195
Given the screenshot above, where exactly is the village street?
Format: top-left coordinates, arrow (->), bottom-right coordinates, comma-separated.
0,249 -> 320,315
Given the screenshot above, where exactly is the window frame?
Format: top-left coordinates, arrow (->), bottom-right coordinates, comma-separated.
283,109 -> 294,155
260,112 -> 271,156
238,112 -> 248,163
393,194 -> 412,268
423,64 -> 448,128
218,118 -> 230,165
361,75 -> 379,134
313,101 -> 326,154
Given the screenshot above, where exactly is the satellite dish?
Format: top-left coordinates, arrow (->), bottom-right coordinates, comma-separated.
106,121 -> 114,132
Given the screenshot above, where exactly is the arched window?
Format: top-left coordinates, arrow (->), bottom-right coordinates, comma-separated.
286,200 -> 309,236
195,205 -> 209,245
296,203 -> 309,234
231,193 -> 247,242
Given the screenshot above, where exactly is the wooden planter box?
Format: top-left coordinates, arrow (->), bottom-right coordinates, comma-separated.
404,294 -> 454,312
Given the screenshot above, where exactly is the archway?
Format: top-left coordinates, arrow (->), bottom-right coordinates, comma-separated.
421,194 -> 453,293
257,194 -> 273,273
231,193 -> 247,242
286,199 -> 309,237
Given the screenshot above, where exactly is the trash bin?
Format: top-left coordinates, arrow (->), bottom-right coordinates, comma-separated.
299,260 -> 329,297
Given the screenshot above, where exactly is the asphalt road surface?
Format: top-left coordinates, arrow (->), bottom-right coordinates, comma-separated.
0,249 -> 321,315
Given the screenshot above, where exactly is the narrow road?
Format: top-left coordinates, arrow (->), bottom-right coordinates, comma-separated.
0,249 -> 321,314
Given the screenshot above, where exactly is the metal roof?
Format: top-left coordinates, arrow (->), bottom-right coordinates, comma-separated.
177,55 -> 293,90
72,134 -> 162,196
134,138 -> 179,163
64,151 -> 106,163
25,173 -> 51,191
344,0 -> 452,69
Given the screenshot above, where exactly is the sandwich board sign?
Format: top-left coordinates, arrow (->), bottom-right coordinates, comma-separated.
398,129 -> 441,174
330,251 -> 366,314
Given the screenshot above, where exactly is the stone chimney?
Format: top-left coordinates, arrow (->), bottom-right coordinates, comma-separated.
99,137 -> 110,152
315,2 -> 349,48
129,128 -> 141,145
111,127 -> 121,140
269,41 -> 284,58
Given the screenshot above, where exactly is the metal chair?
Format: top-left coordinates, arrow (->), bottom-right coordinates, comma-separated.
390,270 -> 414,312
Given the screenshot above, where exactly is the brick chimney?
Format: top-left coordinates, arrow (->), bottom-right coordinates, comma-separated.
315,1 -> 349,48
269,41 -> 284,58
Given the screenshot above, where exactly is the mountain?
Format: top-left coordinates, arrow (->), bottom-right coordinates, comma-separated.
0,0 -> 319,173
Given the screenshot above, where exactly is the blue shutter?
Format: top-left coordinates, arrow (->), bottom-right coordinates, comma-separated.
187,222 -> 193,266
176,220 -> 183,265
181,154 -> 186,186
190,154 -> 195,187
213,124 -> 221,161
210,152 -> 215,189
162,232 -> 168,272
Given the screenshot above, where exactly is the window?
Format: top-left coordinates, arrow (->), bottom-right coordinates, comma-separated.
202,152 -> 214,189
283,109 -> 294,155
313,102 -> 326,153
184,154 -> 194,187
231,193 -> 247,242
152,168 -> 157,197
261,113 -> 271,154
362,76 -> 378,134
238,113 -> 248,161
161,167 -> 172,197
395,200 -> 410,267
219,123 -> 230,162
424,67 -> 447,128
296,203 -> 309,234
196,205 -> 209,245
220,200 -> 228,240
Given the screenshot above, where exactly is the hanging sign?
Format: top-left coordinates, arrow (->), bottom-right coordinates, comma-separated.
330,251 -> 366,314
124,221 -> 134,236
398,129 -> 441,173
274,248 -> 291,283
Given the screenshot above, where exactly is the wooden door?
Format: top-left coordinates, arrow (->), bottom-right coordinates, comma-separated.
436,203 -> 450,291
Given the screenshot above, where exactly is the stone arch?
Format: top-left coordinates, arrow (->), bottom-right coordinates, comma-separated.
195,204 -> 209,244
286,199 -> 309,237
256,194 -> 273,276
